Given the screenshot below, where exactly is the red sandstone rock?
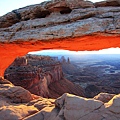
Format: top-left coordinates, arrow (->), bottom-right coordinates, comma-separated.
4,54 -> 84,98
0,0 -> 120,119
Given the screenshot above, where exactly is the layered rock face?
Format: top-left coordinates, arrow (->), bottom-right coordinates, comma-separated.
0,0 -> 120,42
0,0 -> 120,119
4,54 -> 84,98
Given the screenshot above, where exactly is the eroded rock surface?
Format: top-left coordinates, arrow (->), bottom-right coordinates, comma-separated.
4,54 -> 84,98
0,0 -> 120,119
25,93 -> 120,120
94,92 -> 115,103
1,77 -> 120,120
0,76 -> 33,103
0,0 -> 120,42
0,77 -> 55,120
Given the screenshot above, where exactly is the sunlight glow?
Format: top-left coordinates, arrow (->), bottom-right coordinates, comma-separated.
28,48 -> 120,56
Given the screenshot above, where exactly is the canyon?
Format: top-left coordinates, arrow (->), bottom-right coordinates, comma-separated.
0,0 -> 120,119
4,54 -> 84,98
60,54 -> 120,98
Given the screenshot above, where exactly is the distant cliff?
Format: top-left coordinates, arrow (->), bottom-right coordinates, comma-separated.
4,54 -> 84,98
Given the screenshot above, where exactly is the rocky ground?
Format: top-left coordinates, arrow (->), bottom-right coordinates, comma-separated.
1,76 -> 120,120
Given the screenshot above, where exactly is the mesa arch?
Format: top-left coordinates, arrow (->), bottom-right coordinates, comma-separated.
0,35 -> 120,76
0,0 -> 120,76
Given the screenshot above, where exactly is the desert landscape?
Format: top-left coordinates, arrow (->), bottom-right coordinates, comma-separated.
0,0 -> 120,119
61,53 -> 120,97
4,51 -> 120,98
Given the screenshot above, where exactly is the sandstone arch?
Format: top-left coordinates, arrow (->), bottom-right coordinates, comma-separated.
0,35 -> 120,76
0,0 -> 120,76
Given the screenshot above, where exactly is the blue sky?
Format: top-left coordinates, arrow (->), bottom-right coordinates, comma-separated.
0,0 -> 102,16
0,0 -> 46,16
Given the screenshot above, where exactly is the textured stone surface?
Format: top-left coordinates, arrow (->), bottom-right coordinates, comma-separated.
95,0 -> 120,7
1,77 -> 120,120
0,77 -> 54,120
0,0 -> 120,76
4,54 -> 84,98
0,0 -> 120,42
94,93 -> 115,103
0,80 -> 33,103
25,93 -> 120,120
0,0 -> 120,119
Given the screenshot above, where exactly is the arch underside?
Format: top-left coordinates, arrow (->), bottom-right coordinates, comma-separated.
0,35 -> 120,76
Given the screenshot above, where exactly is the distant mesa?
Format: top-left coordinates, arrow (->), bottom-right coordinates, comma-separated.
60,56 -> 70,64
4,54 -> 84,98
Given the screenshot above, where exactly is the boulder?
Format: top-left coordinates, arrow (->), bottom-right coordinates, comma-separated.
0,78 -> 33,103
105,94 -> 120,113
0,77 -> 54,120
25,93 -> 120,120
55,93 -> 103,120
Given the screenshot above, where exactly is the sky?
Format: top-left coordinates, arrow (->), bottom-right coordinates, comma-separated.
0,0 -> 102,16
28,48 -> 120,56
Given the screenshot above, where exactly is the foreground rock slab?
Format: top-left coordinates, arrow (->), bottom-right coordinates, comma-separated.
25,93 -> 120,120
1,77 -> 120,120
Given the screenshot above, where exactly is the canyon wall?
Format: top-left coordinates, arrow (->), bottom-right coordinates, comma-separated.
4,55 -> 84,98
